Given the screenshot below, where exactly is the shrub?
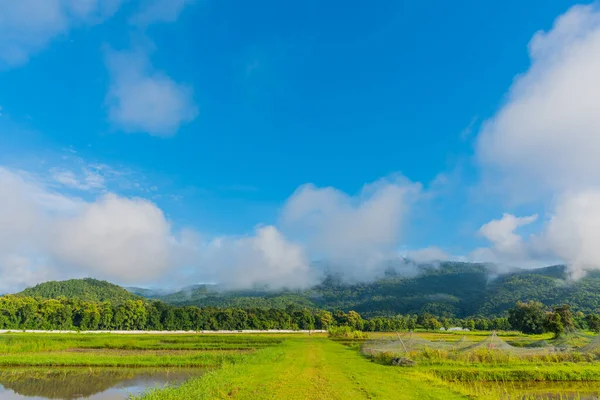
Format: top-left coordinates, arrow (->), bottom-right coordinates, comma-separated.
328,326 -> 368,339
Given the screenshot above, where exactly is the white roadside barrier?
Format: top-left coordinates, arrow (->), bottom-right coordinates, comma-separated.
0,329 -> 327,334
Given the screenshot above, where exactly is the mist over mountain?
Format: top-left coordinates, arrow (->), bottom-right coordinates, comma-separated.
13,262 -> 600,318
133,262 -> 600,317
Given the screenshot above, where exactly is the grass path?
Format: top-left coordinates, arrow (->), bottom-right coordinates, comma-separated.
136,339 -> 467,400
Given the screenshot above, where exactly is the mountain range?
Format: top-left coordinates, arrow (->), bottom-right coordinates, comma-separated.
12,262 -> 600,318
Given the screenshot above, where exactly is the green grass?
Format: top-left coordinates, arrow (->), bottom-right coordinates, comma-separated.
446,380 -> 600,399
0,349 -> 249,367
360,333 -> 600,386
0,333 -> 284,353
134,338 -> 468,400
3,332 -> 600,399
355,333 -> 600,399
0,333 -> 284,367
421,363 -> 600,382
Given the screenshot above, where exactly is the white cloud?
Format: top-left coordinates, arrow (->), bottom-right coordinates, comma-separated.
473,4 -> 600,278
0,0 -> 124,67
280,176 -> 421,280
0,166 -> 322,292
83,168 -> 106,189
170,177 -> 424,288
0,167 -> 79,292
0,167 -> 172,291
0,168 -> 47,248
478,213 -> 537,257
52,194 -> 172,282
105,47 -> 198,137
50,167 -> 105,191
471,197 -> 600,278
0,164 -> 428,291
131,0 -> 195,26
406,247 -> 451,263
103,0 -> 198,137
203,226 -> 317,290
0,254 -> 55,295
477,4 -> 600,198
541,190 -> 600,279
51,169 -> 80,188
469,213 -> 549,270
170,226 -> 318,290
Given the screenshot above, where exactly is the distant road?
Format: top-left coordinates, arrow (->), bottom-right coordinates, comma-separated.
0,329 -> 326,334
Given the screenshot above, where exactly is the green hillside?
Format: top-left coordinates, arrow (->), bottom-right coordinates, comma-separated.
479,266 -> 600,315
125,287 -> 171,299
149,263 -> 600,317
17,278 -> 143,303
14,263 -> 600,318
160,288 -> 318,309
149,262 -> 488,317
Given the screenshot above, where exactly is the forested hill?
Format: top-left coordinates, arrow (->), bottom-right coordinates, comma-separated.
12,263 -> 600,317
147,263 -> 600,317
17,278 -> 143,303
478,265 -> 600,315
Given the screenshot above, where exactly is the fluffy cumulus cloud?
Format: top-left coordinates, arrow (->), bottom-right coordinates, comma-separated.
0,164 -> 428,293
102,0 -> 198,137
477,4 -> 600,197
173,177 -> 423,287
0,169 -> 47,253
0,167 -> 172,292
169,225 -> 318,291
472,199 -> 600,278
478,213 -> 537,257
204,226 -> 317,290
0,168 -> 72,292
541,190 -> 600,279
0,0 -> 124,67
475,4 -> 600,276
52,194 -> 173,282
105,47 -> 198,137
280,177 -> 421,280
470,213 -> 542,268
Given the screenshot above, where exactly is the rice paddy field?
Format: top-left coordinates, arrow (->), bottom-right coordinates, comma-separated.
1,331 -> 600,399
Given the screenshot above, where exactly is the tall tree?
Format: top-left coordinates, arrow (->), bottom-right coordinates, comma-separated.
544,311 -> 564,338
553,304 -> 575,333
586,314 -> 600,333
508,301 -> 546,334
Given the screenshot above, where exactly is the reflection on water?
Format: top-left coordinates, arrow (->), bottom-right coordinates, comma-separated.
0,367 -> 205,400
475,381 -> 600,400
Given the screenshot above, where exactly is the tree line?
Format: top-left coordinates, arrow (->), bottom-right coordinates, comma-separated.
1,295 -> 599,333
507,300 -> 600,337
0,295 -> 504,331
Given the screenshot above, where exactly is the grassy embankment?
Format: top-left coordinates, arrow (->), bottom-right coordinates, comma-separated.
135,337 -> 468,400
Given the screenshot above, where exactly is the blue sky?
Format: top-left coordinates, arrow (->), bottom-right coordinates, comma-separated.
1,0 -> 599,290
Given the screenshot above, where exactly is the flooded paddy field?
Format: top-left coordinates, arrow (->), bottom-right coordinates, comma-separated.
0,367 -> 205,400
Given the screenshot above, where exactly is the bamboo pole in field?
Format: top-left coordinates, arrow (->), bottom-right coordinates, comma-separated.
396,332 -> 407,353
